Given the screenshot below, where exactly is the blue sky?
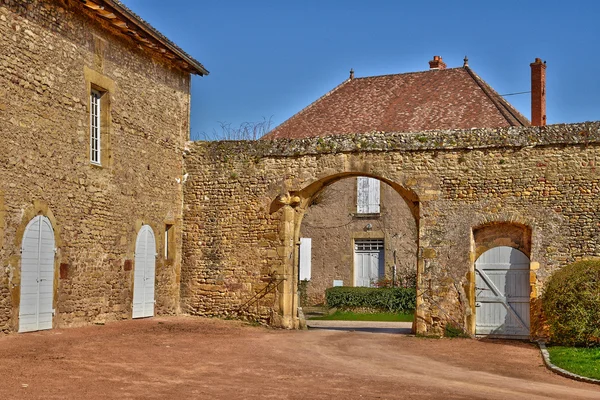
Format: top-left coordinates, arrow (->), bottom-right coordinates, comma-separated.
121,0 -> 600,140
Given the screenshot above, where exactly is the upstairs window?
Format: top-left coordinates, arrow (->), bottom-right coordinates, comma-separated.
357,177 -> 380,214
90,89 -> 102,165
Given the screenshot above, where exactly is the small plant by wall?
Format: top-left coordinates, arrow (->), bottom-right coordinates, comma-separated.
543,259 -> 600,347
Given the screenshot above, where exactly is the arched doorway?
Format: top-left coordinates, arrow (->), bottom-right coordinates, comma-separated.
475,246 -> 530,338
133,225 -> 156,319
19,215 -> 56,333
298,176 -> 417,306
271,172 -> 420,329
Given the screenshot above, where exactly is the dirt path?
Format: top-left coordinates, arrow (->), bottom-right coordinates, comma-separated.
0,316 -> 598,399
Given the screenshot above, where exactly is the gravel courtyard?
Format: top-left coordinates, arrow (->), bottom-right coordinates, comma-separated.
0,316 -> 598,399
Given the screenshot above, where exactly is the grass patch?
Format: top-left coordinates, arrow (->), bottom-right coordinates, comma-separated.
309,310 -> 414,322
547,346 -> 600,380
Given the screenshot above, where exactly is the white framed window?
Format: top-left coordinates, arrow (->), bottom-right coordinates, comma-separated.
357,177 -> 380,214
90,89 -> 102,165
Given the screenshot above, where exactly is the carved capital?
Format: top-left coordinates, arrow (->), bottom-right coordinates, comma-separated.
275,192 -> 301,207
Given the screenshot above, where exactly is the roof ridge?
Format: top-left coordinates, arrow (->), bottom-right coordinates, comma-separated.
352,67 -> 464,81
263,78 -> 352,139
464,66 -> 529,126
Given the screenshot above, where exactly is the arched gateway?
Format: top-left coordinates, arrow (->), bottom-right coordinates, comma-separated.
475,246 -> 531,338
271,172 -> 421,331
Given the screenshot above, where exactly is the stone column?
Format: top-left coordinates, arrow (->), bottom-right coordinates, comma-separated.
275,193 -> 301,329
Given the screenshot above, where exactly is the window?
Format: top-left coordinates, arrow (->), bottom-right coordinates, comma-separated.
356,177 -> 380,214
85,66 -> 114,168
90,89 -> 102,165
165,224 -> 174,259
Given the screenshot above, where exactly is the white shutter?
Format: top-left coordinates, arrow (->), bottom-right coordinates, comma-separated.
357,177 -> 369,214
357,177 -> 380,214
299,238 -> 312,281
37,218 -> 55,330
19,217 -> 42,332
368,178 -> 380,213
133,228 -> 146,318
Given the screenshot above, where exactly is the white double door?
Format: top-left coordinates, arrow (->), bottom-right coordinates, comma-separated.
19,216 -> 55,333
133,225 -> 156,318
475,246 -> 531,338
354,239 -> 384,287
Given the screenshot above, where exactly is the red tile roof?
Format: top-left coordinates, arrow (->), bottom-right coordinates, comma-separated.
262,65 -> 529,140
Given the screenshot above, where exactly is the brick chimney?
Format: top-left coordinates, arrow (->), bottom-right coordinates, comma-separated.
429,55 -> 446,70
530,58 -> 547,126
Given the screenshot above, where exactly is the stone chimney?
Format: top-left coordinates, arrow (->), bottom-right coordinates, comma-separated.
530,58 -> 547,126
429,55 -> 447,70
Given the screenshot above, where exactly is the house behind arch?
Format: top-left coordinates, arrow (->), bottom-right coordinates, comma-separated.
262,56 -> 540,306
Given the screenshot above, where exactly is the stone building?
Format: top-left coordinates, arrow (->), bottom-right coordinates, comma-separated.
0,0 -> 207,332
262,56 -> 540,306
4,0 -> 599,341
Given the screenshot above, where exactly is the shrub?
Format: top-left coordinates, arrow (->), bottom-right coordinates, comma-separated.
543,260 -> 600,347
325,286 -> 416,313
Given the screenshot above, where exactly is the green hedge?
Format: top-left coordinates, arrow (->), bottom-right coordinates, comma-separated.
325,286 -> 416,313
543,260 -> 600,347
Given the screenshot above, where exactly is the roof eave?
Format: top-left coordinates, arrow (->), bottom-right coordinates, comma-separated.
89,0 -> 209,76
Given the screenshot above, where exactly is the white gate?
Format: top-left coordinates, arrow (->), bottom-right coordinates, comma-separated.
133,225 -> 156,318
475,246 -> 530,338
19,216 -> 55,333
354,239 -> 384,287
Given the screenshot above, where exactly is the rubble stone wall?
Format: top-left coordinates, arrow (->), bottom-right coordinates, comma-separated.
0,0 -> 190,331
183,122 -> 600,335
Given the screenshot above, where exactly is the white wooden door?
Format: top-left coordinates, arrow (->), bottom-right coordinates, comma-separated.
475,246 -> 530,338
133,225 -> 156,318
19,216 -> 55,333
354,239 -> 384,287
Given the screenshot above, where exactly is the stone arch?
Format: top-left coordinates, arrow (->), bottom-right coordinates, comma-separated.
466,221 -> 535,336
10,200 -> 63,331
269,172 -> 421,330
270,172 -> 419,222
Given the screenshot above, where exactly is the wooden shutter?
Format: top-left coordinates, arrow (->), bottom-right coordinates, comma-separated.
357,177 -> 369,213
299,238 -> 312,281
368,178 -> 380,213
358,177 -> 380,214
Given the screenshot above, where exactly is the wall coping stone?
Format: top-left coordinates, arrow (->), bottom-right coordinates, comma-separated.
187,121 -> 600,158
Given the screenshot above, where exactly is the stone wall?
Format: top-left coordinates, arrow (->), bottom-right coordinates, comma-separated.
0,0 -> 191,331
182,122 -> 600,336
300,178 -> 417,305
